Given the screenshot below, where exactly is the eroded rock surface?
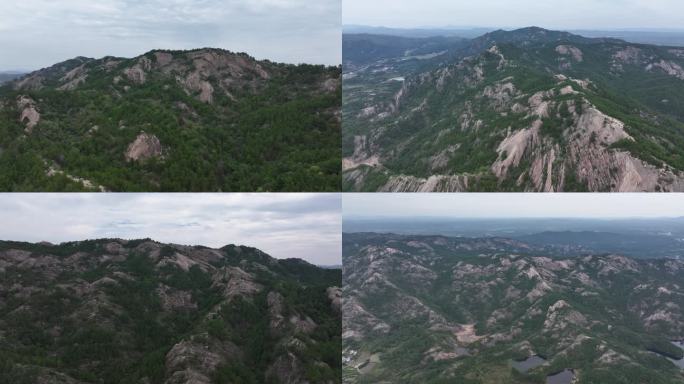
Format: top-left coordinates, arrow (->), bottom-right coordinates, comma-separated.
125,133 -> 162,161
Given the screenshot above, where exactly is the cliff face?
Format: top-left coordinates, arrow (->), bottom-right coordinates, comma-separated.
343,28 -> 684,192
0,239 -> 341,384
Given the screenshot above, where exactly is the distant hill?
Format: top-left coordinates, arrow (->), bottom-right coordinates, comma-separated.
343,25 -> 495,39
516,230 -> 684,258
571,29 -> 684,47
0,71 -> 25,84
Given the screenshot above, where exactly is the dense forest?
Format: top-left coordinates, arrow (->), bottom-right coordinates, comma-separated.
0,239 -> 342,383
343,232 -> 684,383
0,49 -> 341,192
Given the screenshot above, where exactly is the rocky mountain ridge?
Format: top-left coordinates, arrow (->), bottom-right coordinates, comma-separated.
343,232 -> 684,383
0,238 -> 341,384
0,48 -> 341,191
343,27 -> 684,192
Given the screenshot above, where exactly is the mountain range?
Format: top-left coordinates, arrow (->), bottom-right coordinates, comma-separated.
343,27 -> 684,191
0,239 -> 341,384
0,48 -> 341,192
0,71 -> 25,85
343,232 -> 684,383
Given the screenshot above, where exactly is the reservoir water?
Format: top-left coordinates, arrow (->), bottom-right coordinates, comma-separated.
511,355 -> 546,373
546,369 -> 575,384
669,341 -> 684,369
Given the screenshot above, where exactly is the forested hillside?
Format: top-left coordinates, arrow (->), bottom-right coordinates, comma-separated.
343,27 -> 684,192
343,232 -> 684,383
0,49 -> 341,192
0,239 -> 342,384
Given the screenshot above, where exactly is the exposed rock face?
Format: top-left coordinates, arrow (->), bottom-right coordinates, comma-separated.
613,46 -> 643,64
16,95 -> 40,133
123,57 -> 152,84
379,174 -> 470,192
492,120 -> 541,178
58,65 -> 88,91
268,291 -> 286,331
555,45 -> 583,62
157,284 -> 197,311
182,72 -> 214,104
647,59 -> 684,80
46,165 -> 108,192
211,266 -> 262,298
125,132 -> 162,162
265,352 -> 305,384
343,27 -> 684,192
327,286 -> 341,313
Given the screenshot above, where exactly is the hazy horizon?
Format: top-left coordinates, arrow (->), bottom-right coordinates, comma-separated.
344,0 -> 684,31
343,194 -> 684,219
344,24 -> 684,31
0,193 -> 342,265
0,0 -> 341,72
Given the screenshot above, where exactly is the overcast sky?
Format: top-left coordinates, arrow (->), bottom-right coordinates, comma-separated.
344,0 -> 684,30
344,193 -> 684,219
0,193 -> 341,265
0,0 -> 341,71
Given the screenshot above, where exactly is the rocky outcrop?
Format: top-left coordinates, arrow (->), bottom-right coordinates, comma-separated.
181,72 -> 214,104
46,165 -> 108,192
379,174 -> 470,192
646,59 -> 684,80
164,334 -> 241,384
211,266 -> 262,299
123,57 -> 152,84
327,286 -> 341,313
265,352 -> 306,384
125,133 -> 162,162
612,46 -> 643,64
16,95 -> 40,133
492,120 -> 541,178
157,284 -> 197,311
58,65 -> 88,91
268,291 -> 286,331
13,74 -> 44,91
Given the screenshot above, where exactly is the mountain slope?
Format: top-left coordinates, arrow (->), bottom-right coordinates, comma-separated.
343,233 -> 684,383
0,239 -> 341,384
0,49 -> 341,192
343,27 -> 684,192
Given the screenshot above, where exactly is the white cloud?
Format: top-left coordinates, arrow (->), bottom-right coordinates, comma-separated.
0,0 -> 340,71
0,193 -> 342,265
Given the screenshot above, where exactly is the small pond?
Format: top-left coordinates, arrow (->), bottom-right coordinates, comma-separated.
511,355 -> 546,373
546,369 -> 575,384
668,341 -> 684,369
